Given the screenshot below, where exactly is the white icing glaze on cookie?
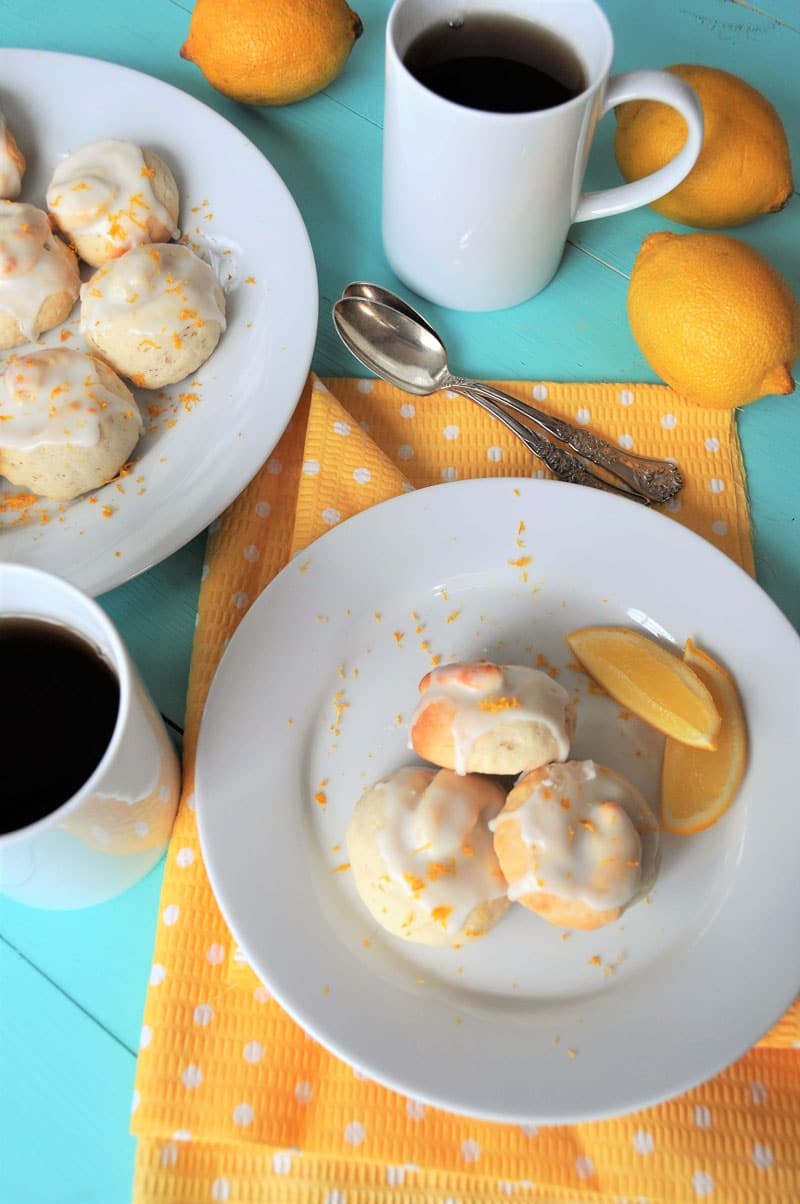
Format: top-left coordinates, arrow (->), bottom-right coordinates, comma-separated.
0,347 -> 143,451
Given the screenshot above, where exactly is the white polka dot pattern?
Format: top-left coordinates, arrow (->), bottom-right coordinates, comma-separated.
159,1141 -> 178,1168
633,1129 -> 654,1155
243,1040 -> 264,1064
575,1155 -> 595,1180
181,1064 -> 203,1088
344,1121 -> 366,1146
753,1142 -> 774,1168
692,1170 -> 714,1196
232,1102 -> 254,1127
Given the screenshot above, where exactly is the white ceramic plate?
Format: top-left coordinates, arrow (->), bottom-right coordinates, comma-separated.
196,479 -> 800,1123
0,50 -> 317,595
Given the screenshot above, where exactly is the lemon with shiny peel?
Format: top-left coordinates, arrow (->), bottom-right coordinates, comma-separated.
628,231 -> 800,409
566,626 -> 721,749
614,64 -> 793,228
661,640 -> 747,835
180,0 -> 364,106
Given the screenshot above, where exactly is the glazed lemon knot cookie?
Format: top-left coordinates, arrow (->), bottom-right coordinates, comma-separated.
347,765 -> 510,946
0,346 -> 144,500
0,201 -> 80,349
0,111 -> 26,199
491,759 -> 660,931
410,660 -> 575,776
46,138 -> 180,267
79,242 -> 227,388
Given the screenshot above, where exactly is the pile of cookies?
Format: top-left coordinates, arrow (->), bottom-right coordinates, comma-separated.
0,113 -> 226,500
346,660 -> 661,946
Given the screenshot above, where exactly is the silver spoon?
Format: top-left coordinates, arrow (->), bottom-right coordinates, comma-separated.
339,282 -> 683,505
333,295 -> 650,502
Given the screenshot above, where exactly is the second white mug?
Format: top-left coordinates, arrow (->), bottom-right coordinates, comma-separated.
382,0 -> 704,311
0,564 -> 181,909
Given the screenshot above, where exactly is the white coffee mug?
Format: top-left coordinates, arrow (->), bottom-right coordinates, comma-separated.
0,564 -> 180,909
382,0 -> 704,310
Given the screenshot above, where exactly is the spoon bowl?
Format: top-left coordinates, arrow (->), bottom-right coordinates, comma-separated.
333,296 -> 449,396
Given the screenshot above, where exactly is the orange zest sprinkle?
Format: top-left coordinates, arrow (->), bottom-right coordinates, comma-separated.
402,873 -> 426,895
59,329 -> 73,341
314,792 -> 327,807
446,611 -> 461,623
427,860 -> 455,882
431,905 -> 453,928
478,695 -> 520,713
393,631 -> 404,646
331,862 -> 350,874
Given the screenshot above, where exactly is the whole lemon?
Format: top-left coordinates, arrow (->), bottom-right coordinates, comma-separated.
615,65 -> 793,228
180,0 -> 363,106
628,231 -> 799,409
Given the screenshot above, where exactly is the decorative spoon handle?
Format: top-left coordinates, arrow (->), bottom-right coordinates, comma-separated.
455,386 -> 650,504
459,380 -> 683,504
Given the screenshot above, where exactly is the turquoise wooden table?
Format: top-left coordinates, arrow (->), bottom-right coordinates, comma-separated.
0,1 -> 797,1199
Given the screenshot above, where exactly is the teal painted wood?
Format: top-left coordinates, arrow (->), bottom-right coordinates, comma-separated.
0,863 -> 164,1052
0,941 -> 137,1203
1,3 -> 798,1202
99,532 -> 206,728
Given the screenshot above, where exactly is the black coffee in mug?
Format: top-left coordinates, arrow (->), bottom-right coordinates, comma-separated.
2,616 -> 120,834
403,13 -> 587,113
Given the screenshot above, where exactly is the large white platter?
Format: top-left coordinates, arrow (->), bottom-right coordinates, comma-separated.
0,50 -> 317,595
196,478 -> 800,1123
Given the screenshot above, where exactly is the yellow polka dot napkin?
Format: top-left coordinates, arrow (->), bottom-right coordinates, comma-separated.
132,375 -> 798,1204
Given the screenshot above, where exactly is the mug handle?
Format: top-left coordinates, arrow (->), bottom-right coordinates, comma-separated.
573,70 -> 704,223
